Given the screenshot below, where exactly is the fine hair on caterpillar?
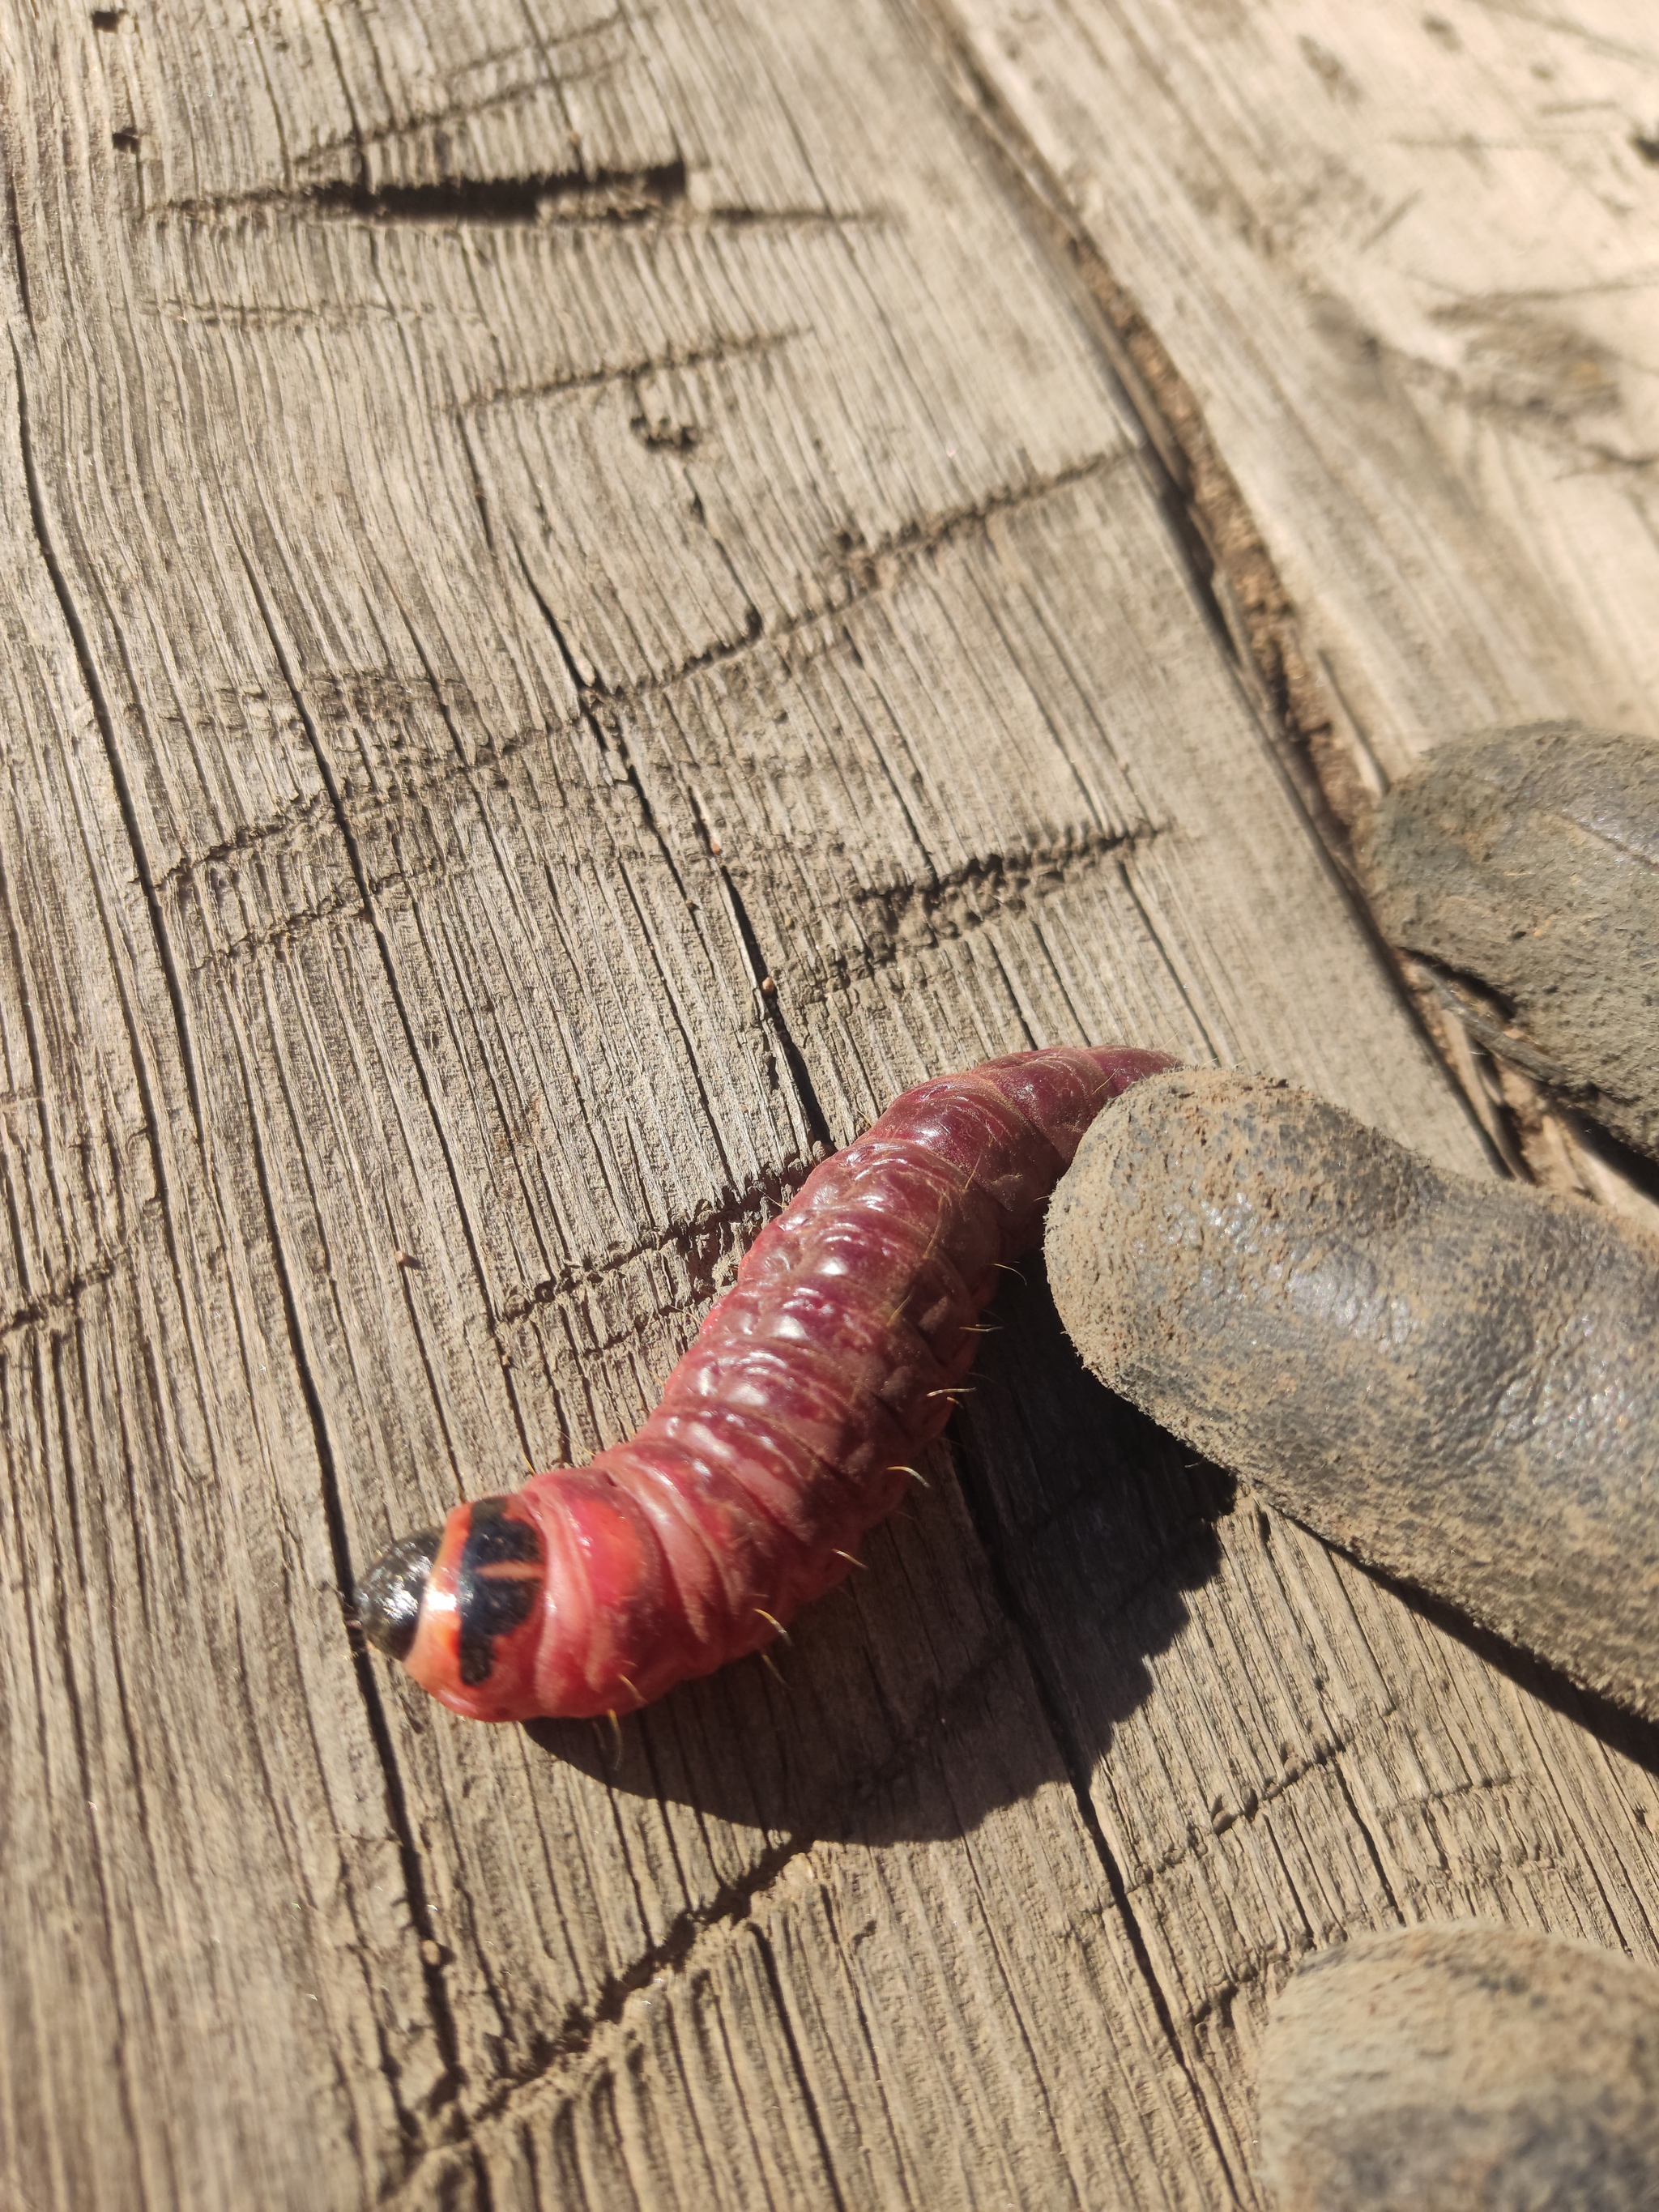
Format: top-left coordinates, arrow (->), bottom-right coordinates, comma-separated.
355,1045 -> 1175,1722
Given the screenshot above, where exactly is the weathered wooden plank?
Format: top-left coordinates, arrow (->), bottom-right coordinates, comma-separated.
924,0 -> 1659,786
3,0 -> 1655,2206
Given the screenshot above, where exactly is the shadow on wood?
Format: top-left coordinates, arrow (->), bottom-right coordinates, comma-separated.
526,1276 -> 1235,1847
1351,1561 -> 1659,1794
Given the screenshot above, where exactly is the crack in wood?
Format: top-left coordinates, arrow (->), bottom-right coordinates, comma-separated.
8,331 -> 207,1153
783,820 -> 1168,1008
0,1251 -> 127,1344
220,1009 -> 468,2160
386,1622 -> 1025,2181
458,325 -> 806,419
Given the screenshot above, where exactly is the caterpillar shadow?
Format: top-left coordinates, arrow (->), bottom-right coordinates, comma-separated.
525,1269 -> 1233,1847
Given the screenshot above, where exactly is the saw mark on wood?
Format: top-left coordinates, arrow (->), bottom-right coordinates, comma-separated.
527,449 -> 1141,714
785,820 -> 1168,1009
159,159 -> 683,226
159,160 -> 885,236
458,326 -> 805,418
383,1617 -> 1025,2179
495,1156 -> 817,1333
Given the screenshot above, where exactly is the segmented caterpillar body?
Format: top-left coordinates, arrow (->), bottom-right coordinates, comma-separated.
356,1044 -> 1173,1721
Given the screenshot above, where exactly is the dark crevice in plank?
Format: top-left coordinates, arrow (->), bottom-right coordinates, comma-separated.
466,2141 -> 497,2212
159,160 -> 881,232
748,1921 -> 851,2212
947,1438 -> 1246,2199
908,0 -> 1503,1176
5,169 -> 32,331
220,1595 -> 376,2184
298,158 -> 688,229
622,450 -> 831,1158
505,535 -> 753,1192
224,1011 -> 466,2171
719,869 -> 834,1153
179,883 -> 380,980
509,535 -> 685,899
10,330 -> 207,1150
510,518 -> 825,1184
1330,1757 -> 1405,1924
2,348 -> 226,1570
851,822 -> 1166,926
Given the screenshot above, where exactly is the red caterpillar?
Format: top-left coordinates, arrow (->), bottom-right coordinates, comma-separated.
356,1045 -> 1173,1721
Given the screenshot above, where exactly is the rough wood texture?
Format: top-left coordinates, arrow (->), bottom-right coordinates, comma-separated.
2,1 -> 1656,2206
931,0 -> 1659,779
929,0 -> 1659,1201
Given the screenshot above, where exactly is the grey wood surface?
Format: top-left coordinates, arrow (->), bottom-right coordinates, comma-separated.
931,0 -> 1659,1202
1,1 -> 1654,2206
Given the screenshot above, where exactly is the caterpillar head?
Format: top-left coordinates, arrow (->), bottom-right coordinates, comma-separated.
355,1495 -> 545,1720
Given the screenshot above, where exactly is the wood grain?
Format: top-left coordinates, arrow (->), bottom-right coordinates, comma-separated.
927,0 -> 1659,774
1,0 -> 1655,2206
924,0 -> 1659,1192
